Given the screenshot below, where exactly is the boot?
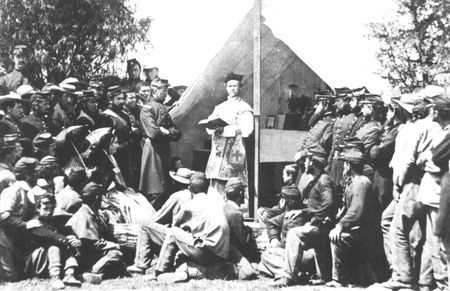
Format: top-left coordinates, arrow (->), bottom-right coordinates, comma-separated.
50,275 -> 65,290
62,268 -> 82,287
156,240 -> 178,274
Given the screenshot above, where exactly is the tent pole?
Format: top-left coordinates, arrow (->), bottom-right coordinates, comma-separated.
253,0 -> 261,219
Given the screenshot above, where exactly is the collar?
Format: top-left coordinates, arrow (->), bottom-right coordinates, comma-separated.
227,200 -> 240,210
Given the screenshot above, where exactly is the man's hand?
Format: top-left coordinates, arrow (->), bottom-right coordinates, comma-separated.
270,238 -> 280,248
160,127 -> 170,135
26,219 -> 42,229
67,235 -> 81,248
329,225 -> 343,244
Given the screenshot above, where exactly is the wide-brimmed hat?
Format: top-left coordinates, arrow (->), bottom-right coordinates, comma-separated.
391,93 -> 423,113
169,168 -> 195,184
0,91 -> 31,105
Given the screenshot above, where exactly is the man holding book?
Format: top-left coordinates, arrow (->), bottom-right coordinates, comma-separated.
203,72 -> 254,202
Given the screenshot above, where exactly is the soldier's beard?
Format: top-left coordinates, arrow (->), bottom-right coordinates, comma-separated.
339,103 -> 352,115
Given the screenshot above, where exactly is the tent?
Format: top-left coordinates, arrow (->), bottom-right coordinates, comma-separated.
170,8 -> 329,166
170,8 -> 329,210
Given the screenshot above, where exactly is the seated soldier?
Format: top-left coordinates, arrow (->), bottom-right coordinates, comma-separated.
151,175 -> 230,282
126,172 -> 204,275
326,145 -> 378,287
257,164 -> 299,227
66,182 -> 125,284
258,186 -> 308,279
270,144 -> 335,287
56,168 -> 87,215
22,194 -> 81,289
223,178 -> 258,280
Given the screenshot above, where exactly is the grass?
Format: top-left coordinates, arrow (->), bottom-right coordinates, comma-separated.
0,276 -> 365,291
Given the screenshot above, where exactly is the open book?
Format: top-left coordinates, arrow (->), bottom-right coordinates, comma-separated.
198,117 -> 229,129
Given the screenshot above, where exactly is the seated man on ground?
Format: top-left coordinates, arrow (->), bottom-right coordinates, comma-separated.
150,173 -> 230,281
223,177 -> 258,280
258,186 -> 309,279
21,194 -> 81,289
257,164 -> 299,228
66,182 -> 125,283
269,143 -> 336,287
126,171 -> 204,275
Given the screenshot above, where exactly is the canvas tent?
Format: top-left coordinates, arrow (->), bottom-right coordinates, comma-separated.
170,8 -> 329,168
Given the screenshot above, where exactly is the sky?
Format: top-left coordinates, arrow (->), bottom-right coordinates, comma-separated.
130,0 -> 398,94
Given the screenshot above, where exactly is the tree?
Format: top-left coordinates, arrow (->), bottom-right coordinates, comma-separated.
369,0 -> 449,93
0,0 -> 151,83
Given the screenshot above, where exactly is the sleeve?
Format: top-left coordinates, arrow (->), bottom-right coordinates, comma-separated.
266,213 -> 284,241
140,107 -> 161,139
228,211 -> 250,247
308,175 -> 335,226
153,195 -> 177,224
238,110 -> 254,138
320,121 -> 334,154
435,173 -> 450,237
28,226 -> 71,249
370,127 -> 398,163
308,112 -> 323,128
337,181 -> 369,230
360,125 -> 383,158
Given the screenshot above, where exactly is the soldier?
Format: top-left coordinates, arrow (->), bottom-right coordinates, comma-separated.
0,45 -> 43,91
75,89 -> 110,130
139,78 -> 181,208
294,90 -> 334,173
142,64 -> 159,85
327,88 -> 358,186
353,95 -> 385,181
327,143 -> 380,287
21,91 -> 61,140
269,144 -> 335,287
370,100 -> 404,210
0,91 -> 29,137
102,86 -> 134,188
51,83 -> 77,129
125,59 -> 142,92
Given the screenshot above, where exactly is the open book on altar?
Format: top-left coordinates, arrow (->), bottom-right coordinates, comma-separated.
198,117 -> 229,129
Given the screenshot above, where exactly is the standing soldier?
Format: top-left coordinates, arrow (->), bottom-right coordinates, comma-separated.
0,45 -> 43,91
139,78 -> 181,209
294,91 -> 334,173
327,88 -> 358,186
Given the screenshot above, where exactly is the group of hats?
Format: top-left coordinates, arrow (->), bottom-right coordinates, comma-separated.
391,85 -> 450,114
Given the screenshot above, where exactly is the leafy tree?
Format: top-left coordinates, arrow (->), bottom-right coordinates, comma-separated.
369,0 -> 449,93
0,0 -> 151,83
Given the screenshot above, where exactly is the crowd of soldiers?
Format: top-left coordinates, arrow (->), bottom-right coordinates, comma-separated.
259,85 -> 450,290
0,43 -> 449,291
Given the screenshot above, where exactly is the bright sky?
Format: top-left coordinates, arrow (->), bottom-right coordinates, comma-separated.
130,0 -> 398,94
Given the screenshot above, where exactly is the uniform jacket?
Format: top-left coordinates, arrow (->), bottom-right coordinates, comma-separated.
328,112 -> 359,184
0,116 -> 24,137
302,172 -> 336,226
370,122 -> 401,177
21,113 -> 61,140
337,175 -> 374,231
0,69 -> 43,91
298,113 -> 334,155
267,211 -> 305,248
223,200 -> 256,259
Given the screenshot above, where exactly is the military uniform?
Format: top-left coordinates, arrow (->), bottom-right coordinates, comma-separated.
328,113 -> 359,185
0,70 -> 33,92
297,113 -> 334,155
0,116 -> 24,137
21,114 -> 60,140
370,122 -> 401,209
354,119 -> 383,180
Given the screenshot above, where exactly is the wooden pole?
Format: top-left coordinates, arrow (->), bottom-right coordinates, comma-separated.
253,0 -> 261,218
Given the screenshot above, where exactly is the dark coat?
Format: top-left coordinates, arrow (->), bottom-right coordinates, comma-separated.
435,172 -> 450,238
298,114 -> 334,155
139,101 -> 181,195
328,113 -> 359,185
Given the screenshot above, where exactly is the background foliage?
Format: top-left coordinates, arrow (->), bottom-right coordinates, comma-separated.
369,0 -> 449,93
0,0 -> 151,83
